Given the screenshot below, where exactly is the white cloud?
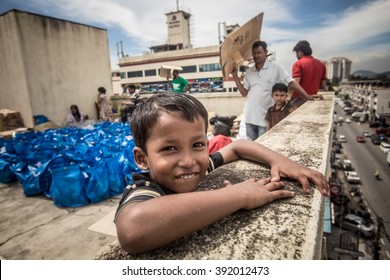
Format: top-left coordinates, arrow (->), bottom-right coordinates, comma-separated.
14,0 -> 390,72
262,0 -> 390,72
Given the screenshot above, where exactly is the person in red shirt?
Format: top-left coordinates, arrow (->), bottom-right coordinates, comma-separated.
291,40 -> 326,109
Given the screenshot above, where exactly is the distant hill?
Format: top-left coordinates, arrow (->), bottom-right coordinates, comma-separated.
352,70 -> 390,78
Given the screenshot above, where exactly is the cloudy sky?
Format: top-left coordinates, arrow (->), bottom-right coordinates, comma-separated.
1,0 -> 389,73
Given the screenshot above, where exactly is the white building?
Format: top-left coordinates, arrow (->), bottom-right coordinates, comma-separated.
340,80 -> 390,124
326,57 -> 352,84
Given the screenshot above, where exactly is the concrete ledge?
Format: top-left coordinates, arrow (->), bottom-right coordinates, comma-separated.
96,92 -> 334,260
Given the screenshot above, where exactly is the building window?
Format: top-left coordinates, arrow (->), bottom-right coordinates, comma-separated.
199,63 -> 222,72
127,71 -> 143,78
120,72 -> 126,79
145,69 -> 157,76
182,65 -> 197,73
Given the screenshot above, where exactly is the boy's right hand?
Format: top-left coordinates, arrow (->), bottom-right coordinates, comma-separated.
223,178 -> 294,210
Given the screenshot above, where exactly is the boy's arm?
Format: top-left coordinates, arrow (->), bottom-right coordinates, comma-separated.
265,108 -> 271,131
116,178 -> 293,254
217,139 -> 329,196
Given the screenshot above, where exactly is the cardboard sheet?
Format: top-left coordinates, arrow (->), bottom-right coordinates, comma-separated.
159,65 -> 183,78
220,12 -> 264,80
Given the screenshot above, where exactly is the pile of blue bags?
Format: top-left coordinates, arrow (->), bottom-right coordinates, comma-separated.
0,122 -> 141,207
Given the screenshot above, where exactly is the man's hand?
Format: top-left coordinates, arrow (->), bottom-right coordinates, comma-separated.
312,94 -> 324,100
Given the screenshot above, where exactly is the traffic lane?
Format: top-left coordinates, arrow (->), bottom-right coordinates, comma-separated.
341,131 -> 390,232
339,122 -> 389,183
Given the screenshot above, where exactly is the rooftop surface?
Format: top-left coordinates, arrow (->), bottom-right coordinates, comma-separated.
0,180 -> 118,260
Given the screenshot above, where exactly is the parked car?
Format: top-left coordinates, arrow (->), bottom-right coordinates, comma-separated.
342,159 -> 353,171
375,127 -> 390,136
371,135 -> 381,145
378,134 -> 388,143
344,171 -> 361,184
345,118 -> 351,123
369,121 -> 380,128
362,131 -> 372,137
332,145 -> 341,153
356,136 -> 366,143
334,213 -> 375,238
379,142 -> 390,154
331,194 -> 350,205
339,135 -> 347,142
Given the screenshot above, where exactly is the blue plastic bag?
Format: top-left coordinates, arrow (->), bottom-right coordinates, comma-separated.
0,158 -> 16,183
84,160 -> 110,203
105,153 -> 126,196
10,161 -> 51,196
49,160 -> 88,208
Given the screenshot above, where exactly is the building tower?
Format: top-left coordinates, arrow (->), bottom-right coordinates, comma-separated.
150,1 -> 192,53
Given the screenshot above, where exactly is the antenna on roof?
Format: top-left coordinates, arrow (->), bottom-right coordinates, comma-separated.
176,0 -> 180,11
116,41 -> 124,58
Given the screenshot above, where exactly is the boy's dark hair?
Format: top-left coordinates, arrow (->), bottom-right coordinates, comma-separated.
293,40 -> 312,56
130,93 -> 209,152
127,84 -> 136,91
98,87 -> 106,94
213,122 -> 231,137
272,83 -> 288,94
252,40 -> 267,51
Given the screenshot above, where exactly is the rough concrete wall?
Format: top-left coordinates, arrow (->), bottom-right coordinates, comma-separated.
96,93 -> 334,260
0,10 -> 112,127
0,11 -> 33,126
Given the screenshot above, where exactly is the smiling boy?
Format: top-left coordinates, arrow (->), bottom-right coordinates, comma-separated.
115,93 -> 329,254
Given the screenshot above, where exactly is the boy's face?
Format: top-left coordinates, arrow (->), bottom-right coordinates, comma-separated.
272,91 -> 288,106
134,112 -> 209,193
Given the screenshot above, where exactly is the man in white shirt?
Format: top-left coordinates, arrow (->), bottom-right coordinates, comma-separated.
231,40 -> 312,141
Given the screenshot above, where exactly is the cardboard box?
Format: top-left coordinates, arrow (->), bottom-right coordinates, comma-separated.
0,109 -> 25,131
159,65 -> 183,79
220,12 -> 264,80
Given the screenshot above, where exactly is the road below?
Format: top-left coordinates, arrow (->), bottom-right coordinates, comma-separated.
335,105 -> 390,258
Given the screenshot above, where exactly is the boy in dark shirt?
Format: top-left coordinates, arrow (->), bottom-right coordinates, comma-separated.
265,83 -> 292,131
115,93 -> 329,254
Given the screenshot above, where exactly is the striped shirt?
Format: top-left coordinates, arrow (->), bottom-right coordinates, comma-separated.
114,152 -> 224,223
